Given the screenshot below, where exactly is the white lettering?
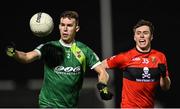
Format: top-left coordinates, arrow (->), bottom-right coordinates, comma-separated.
54,66 -> 81,75
136,79 -> 155,82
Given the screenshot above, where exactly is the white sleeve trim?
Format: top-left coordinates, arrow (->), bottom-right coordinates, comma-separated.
91,61 -> 101,69
34,49 -> 41,59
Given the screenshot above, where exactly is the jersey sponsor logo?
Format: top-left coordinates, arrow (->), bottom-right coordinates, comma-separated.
136,78 -> 155,82
124,67 -> 159,82
132,57 -> 141,61
142,67 -> 150,78
136,67 -> 155,82
54,66 -> 81,75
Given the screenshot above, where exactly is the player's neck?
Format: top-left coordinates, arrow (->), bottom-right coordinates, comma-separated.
59,39 -> 75,47
136,46 -> 151,53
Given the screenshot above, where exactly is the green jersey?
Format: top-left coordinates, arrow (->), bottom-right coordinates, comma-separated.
35,39 -> 101,107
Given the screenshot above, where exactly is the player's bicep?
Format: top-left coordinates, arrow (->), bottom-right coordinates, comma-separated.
106,54 -> 127,68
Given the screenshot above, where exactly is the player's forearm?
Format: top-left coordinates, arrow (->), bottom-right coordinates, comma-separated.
14,50 -> 38,64
95,64 -> 109,84
102,60 -> 109,69
98,71 -> 109,84
160,76 -> 171,91
13,50 -> 29,63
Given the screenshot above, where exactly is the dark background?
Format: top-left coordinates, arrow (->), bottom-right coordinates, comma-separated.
0,0 -> 179,108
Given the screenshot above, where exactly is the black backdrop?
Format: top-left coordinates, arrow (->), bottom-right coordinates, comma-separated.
0,0 -> 180,108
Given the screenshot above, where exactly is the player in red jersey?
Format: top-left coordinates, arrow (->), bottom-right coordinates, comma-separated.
102,19 -> 171,108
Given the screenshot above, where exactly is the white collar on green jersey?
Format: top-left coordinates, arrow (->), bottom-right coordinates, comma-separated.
59,39 -> 75,48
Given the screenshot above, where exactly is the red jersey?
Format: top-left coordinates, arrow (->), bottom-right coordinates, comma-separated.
106,48 -> 169,108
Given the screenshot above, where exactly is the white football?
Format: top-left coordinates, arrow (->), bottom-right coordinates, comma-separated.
29,12 -> 54,37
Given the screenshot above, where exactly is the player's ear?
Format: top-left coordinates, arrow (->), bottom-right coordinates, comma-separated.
134,35 -> 136,42
151,35 -> 153,41
76,26 -> 80,32
58,24 -> 60,29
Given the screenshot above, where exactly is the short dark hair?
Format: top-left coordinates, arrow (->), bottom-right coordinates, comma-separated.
133,19 -> 154,35
60,11 -> 79,25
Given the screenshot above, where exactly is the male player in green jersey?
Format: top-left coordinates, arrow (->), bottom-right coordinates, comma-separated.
6,11 -> 113,107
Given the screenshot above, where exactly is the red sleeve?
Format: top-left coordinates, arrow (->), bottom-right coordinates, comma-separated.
106,52 -> 129,69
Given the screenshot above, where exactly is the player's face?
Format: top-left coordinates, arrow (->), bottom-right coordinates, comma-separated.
134,25 -> 153,52
59,17 -> 79,44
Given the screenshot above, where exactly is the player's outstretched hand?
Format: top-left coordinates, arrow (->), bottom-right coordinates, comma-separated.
97,82 -> 113,100
6,42 -> 16,57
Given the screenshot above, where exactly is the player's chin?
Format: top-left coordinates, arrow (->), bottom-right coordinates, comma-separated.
61,37 -> 71,43
61,37 -> 68,41
137,44 -> 147,49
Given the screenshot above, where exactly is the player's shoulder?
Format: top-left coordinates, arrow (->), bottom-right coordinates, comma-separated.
114,48 -> 134,59
45,40 -> 61,47
151,49 -> 166,57
121,48 -> 136,55
47,40 -> 59,44
75,41 -> 89,48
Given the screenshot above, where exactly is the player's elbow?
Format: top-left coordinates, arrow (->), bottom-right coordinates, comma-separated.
102,60 -> 109,69
160,77 -> 171,91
